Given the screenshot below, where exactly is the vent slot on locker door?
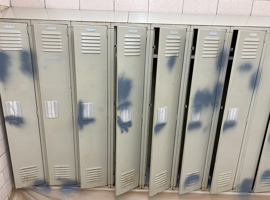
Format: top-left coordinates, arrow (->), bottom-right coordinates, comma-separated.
203,36 -> 219,58
217,171 -> 231,188
81,32 -> 101,54
42,31 -> 62,52
54,165 -> 71,180
155,170 -> 167,189
20,165 -> 38,182
165,35 -> 181,57
242,38 -> 259,59
86,167 -> 102,183
124,35 -> 141,56
0,29 -> 22,51
121,169 -> 135,188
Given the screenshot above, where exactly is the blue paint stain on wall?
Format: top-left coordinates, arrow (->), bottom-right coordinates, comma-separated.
78,100 -> 95,130
20,50 -> 34,78
5,117 -> 24,127
223,121 -> 236,132
239,63 -> 252,72
167,56 -> 177,71
184,173 -> 199,188
0,52 -> 10,84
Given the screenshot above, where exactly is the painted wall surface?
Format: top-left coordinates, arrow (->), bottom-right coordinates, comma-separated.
0,98 -> 13,200
0,0 -> 269,16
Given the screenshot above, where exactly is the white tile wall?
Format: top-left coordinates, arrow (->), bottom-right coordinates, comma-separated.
80,0 -> 114,11
45,0 -> 79,9
115,0 -> 148,12
149,0 -> 183,13
0,104 -> 13,200
11,0 -> 44,8
252,1 -> 270,16
0,0 -> 10,7
217,0 -> 253,15
183,0 -> 219,14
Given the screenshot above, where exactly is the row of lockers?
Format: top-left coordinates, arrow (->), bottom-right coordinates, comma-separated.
0,20 -> 270,197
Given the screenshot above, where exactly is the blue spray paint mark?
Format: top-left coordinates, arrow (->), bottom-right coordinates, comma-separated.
239,178 -> 253,194
78,100 -> 95,130
250,70 -> 260,90
193,89 -> 213,108
154,123 -> 166,134
188,122 -> 202,131
223,121 -> 236,132
118,75 -> 132,104
239,63 -> 252,72
117,116 -> 132,133
167,56 -> 177,71
5,117 -> 24,127
20,50 -> 34,78
0,52 -> 10,84
184,173 -> 199,188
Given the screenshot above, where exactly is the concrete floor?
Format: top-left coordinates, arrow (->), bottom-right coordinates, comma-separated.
9,187 -> 270,200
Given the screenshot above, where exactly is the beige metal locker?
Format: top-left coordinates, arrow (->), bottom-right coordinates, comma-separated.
115,26 -> 147,195
0,22 -> 44,188
253,122 -> 270,192
235,33 -> 270,193
149,27 -> 186,196
33,23 -> 76,185
211,30 -> 266,194
73,24 -> 108,188
179,29 -> 226,194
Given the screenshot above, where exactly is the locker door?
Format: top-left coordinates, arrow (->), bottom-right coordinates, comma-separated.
33,24 -> 76,185
236,34 -> 270,192
211,30 -> 266,194
0,22 -> 44,188
115,26 -> 147,195
179,29 -> 226,194
73,24 -> 108,188
253,123 -> 270,192
149,27 -> 186,196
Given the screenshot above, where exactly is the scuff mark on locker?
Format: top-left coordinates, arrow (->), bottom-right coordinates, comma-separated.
117,116 -> 132,133
167,56 -> 176,71
249,70 -> 260,90
78,101 -> 96,130
239,63 -> 252,72
0,52 -> 10,84
118,75 -> 132,104
154,123 -> 166,134
20,50 -> 33,78
4,117 -> 24,127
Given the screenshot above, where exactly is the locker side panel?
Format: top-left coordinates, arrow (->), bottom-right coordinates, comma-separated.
33,24 -> 76,185
149,27 -> 186,196
73,24 -> 108,188
115,26 -> 146,196
253,123 -> 270,192
0,22 -> 44,188
236,34 -> 270,192
179,29 -> 226,194
211,30 -> 266,194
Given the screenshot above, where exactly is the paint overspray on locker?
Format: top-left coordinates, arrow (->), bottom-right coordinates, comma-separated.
149,27 -> 187,196
0,22 -> 45,188
211,30 -> 266,194
115,26 -> 147,195
73,24 -> 108,188
179,29 -> 226,194
33,24 -> 76,185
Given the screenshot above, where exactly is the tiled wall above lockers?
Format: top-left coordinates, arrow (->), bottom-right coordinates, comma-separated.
0,0 -> 270,16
